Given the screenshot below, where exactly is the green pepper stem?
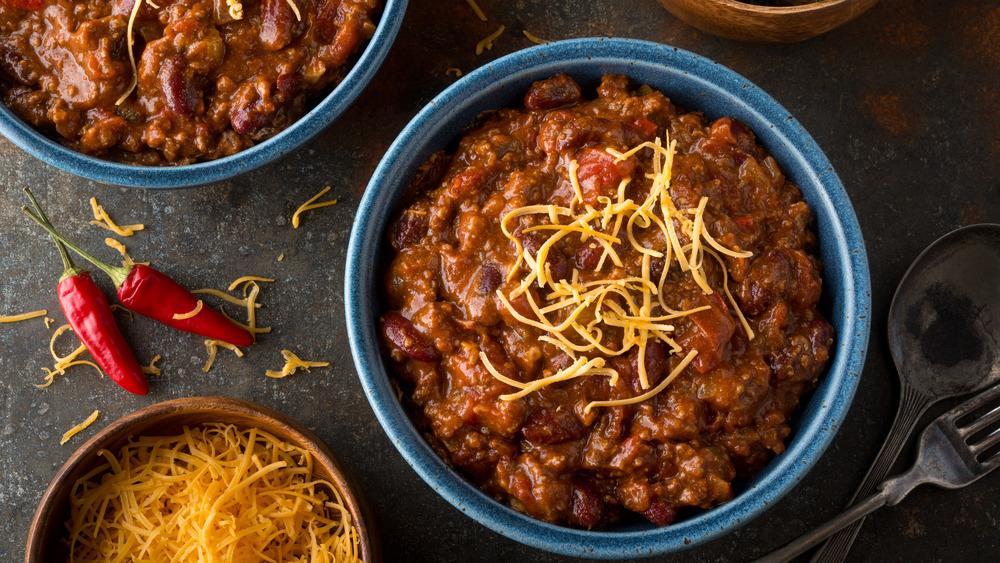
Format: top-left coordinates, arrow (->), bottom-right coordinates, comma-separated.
23,189 -> 84,282
21,206 -> 131,288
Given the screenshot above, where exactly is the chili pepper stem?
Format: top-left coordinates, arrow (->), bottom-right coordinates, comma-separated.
23,189 -> 84,282
21,206 -> 131,287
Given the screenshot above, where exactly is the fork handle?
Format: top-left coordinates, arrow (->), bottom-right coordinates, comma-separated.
753,488 -> 892,563
810,388 -> 933,562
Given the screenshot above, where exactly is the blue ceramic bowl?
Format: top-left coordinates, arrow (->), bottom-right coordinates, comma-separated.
0,0 -> 407,189
345,37 -> 871,558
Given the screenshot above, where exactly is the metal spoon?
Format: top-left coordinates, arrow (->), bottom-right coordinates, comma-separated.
809,223 -> 1000,562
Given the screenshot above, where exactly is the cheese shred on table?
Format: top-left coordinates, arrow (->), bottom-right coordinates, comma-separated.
0,309 -> 46,322
60,410 -> 99,445
266,350 -> 329,378
475,25 -> 505,55
485,134 -> 754,410
64,423 -> 361,562
292,186 -> 338,228
38,324 -> 102,388
464,0 -> 487,20
522,30 -> 549,44
89,197 -> 145,236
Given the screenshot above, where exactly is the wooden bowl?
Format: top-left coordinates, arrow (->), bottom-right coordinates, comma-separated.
26,397 -> 378,562
657,0 -> 880,43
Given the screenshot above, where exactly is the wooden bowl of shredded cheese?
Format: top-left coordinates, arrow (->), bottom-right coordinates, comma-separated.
26,397 -> 376,562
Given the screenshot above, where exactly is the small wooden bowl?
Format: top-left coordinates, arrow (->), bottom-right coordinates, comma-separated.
657,0 -> 880,43
26,397 -> 378,562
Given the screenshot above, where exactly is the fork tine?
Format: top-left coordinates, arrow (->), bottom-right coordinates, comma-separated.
960,402 -> 1000,439
969,427 -> 1000,459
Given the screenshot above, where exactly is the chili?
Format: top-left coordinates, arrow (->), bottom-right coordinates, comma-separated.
22,202 -> 255,348
25,190 -> 148,395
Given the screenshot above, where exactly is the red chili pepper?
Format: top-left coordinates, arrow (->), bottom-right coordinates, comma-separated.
25,190 -> 148,395
22,199 -> 255,348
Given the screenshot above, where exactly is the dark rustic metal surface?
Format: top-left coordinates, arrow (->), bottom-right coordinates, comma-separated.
2,1 -> 999,561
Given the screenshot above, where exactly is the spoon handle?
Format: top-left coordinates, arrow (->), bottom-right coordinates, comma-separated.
809,386 -> 932,562
755,486 -> 893,563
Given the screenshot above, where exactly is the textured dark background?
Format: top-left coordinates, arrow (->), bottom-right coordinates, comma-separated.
2,0 -> 999,561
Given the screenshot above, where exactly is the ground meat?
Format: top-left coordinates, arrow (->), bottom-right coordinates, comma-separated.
380,74 -> 834,528
0,0 -> 379,163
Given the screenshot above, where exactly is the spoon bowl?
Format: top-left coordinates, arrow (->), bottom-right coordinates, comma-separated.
888,223 -> 1000,396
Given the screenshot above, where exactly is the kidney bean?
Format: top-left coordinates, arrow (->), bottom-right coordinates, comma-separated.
477,263 -> 502,295
230,84 -> 271,135
519,232 -> 568,283
158,55 -> 197,117
524,74 -> 582,111
521,409 -> 584,444
575,239 -> 603,270
642,497 -> 678,527
275,72 -> 301,101
314,0 -> 343,44
381,311 -> 440,362
389,209 -> 427,250
738,249 -> 792,316
569,481 -> 604,528
808,317 -> 834,365
260,0 -> 293,50
1,49 -> 34,85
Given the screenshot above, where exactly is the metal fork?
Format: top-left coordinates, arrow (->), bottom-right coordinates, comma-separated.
755,381 -> 1000,562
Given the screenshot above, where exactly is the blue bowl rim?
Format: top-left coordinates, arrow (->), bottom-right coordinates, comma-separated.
0,0 -> 408,189
345,37 -> 871,558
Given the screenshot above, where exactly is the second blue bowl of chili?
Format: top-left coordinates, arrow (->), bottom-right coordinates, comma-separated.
346,37 -> 870,558
0,0 -> 406,188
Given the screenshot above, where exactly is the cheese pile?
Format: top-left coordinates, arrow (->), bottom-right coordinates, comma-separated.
484,134 -> 754,411
65,423 -> 360,562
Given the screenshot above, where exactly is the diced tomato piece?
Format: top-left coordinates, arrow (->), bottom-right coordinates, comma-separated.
630,116 -> 659,139
679,293 -> 735,373
733,216 -> 755,231
574,147 -> 635,206
446,167 -> 486,199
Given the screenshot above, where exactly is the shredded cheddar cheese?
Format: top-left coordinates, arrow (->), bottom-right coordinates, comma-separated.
172,299 -> 203,320
103,237 -> 147,266
116,0 -> 144,105
292,186 -> 338,228
486,135 -> 754,410
38,324 -> 102,388
523,30 -> 550,44
465,0 -> 487,20
197,276 -> 274,371
266,350 -> 329,378
89,197 -> 144,236
65,424 -> 361,562
286,0 -> 302,20
202,339 -> 243,372
142,355 -> 162,375
0,309 -> 46,322
226,0 -> 244,20
109,304 -> 135,321
476,25 -> 505,55
446,68 -> 463,77
227,276 -> 275,291
60,410 -> 99,445
278,253 -> 285,261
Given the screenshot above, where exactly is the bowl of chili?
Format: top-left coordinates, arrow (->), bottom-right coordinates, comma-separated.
345,37 -> 870,557
0,0 -> 407,188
